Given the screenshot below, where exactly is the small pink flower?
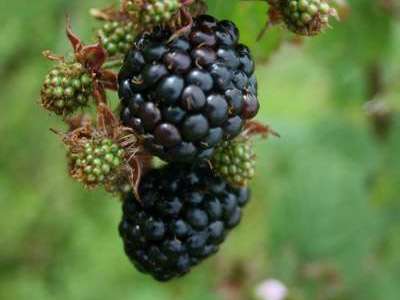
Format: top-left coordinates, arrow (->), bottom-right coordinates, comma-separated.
255,279 -> 288,300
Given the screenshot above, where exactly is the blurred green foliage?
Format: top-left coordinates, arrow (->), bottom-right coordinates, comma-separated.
0,0 -> 399,299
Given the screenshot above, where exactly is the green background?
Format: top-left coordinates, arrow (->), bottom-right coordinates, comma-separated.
0,0 -> 399,299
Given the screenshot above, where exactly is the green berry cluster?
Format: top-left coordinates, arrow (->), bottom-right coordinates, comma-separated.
126,0 -> 181,31
70,138 -> 125,188
100,21 -> 135,57
41,63 -> 92,115
281,0 -> 333,35
212,139 -> 256,187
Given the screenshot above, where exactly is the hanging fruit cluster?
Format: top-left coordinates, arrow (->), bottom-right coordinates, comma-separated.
266,0 -> 338,36
39,0 -> 337,281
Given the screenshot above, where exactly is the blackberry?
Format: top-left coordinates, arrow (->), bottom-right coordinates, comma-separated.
118,15 -> 260,162
68,138 -> 125,188
212,138 -> 256,187
41,23 -> 116,116
99,21 -> 135,57
279,0 -> 337,35
124,0 -> 181,32
119,163 -> 251,281
41,63 -> 93,115
61,105 -> 144,195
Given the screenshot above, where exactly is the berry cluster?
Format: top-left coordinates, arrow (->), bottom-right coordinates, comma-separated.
69,138 -> 124,188
119,15 -> 259,162
281,0 -> 333,35
212,139 -> 256,187
119,163 -> 250,281
41,63 -> 92,115
124,0 -> 181,31
38,0 -> 335,282
100,21 -> 135,57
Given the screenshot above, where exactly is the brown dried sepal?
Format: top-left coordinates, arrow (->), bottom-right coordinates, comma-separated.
243,120 -> 280,139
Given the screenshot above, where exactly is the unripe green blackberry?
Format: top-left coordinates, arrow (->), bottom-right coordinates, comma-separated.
60,104 -> 145,195
41,62 -> 93,115
124,0 -> 181,32
212,139 -> 256,187
68,137 -> 125,190
280,0 -> 336,36
99,20 -> 135,57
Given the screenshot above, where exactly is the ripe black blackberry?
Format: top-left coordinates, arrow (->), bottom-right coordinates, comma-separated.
118,163 -> 251,281
118,15 -> 260,162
